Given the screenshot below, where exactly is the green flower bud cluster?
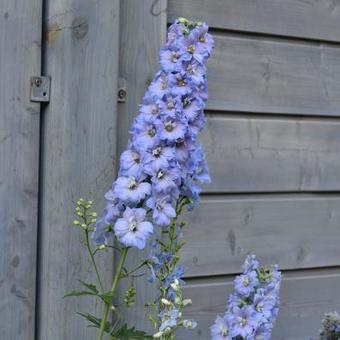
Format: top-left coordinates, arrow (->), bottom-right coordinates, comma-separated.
73,198 -> 97,232
124,285 -> 136,307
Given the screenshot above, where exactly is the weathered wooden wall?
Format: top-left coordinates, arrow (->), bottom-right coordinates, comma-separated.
167,1 -> 340,339
2,0 -> 340,339
0,0 -> 42,338
37,0 -> 120,338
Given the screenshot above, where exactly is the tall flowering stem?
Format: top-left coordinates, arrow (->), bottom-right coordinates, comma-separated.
90,17 -> 214,339
211,255 -> 281,340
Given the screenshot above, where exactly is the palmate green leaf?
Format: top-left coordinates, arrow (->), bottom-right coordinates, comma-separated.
112,324 -> 153,340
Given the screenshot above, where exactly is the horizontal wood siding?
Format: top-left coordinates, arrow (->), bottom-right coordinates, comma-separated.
182,195 -> 340,277
168,0 -> 340,42
202,115 -> 340,193
206,34 -> 340,115
177,269 -> 340,339
167,1 -> 340,338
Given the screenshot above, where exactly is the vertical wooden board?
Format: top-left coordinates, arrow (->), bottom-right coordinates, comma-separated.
168,0 -> 340,43
177,269 -> 340,339
116,0 -> 167,332
0,0 -> 41,339
38,1 -> 120,339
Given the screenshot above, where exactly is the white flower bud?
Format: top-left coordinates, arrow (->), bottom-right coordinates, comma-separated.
161,298 -> 171,305
183,299 -> 192,306
153,331 -> 163,338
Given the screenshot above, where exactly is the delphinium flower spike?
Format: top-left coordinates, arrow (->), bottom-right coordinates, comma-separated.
93,17 -> 214,339
211,255 -> 281,340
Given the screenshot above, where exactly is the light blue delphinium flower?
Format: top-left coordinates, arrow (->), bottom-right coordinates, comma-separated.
211,254 -> 281,340
159,308 -> 180,331
211,315 -> 233,340
114,207 -> 153,249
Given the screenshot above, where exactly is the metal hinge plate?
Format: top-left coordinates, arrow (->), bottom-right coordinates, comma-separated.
30,76 -> 51,102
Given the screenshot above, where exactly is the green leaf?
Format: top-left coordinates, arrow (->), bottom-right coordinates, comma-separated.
112,324 -> 153,339
64,290 -> 97,298
98,292 -> 114,304
78,280 -> 99,294
77,312 -> 114,333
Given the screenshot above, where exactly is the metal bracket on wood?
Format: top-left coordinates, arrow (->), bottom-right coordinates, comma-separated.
30,76 -> 51,102
117,78 -> 127,103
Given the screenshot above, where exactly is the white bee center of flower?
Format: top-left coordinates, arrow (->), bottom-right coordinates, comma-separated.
199,36 -> 205,43
167,101 -> 175,110
171,53 -> 178,63
128,220 -> 138,232
148,127 -> 156,137
161,79 -> 167,90
165,121 -> 175,132
220,327 -> 229,336
157,170 -> 165,179
132,153 -> 140,164
243,277 -> 250,287
256,304 -> 263,312
187,44 -> 195,54
239,317 -> 247,327
128,179 -> 138,190
177,79 -> 186,87
152,147 -> 162,157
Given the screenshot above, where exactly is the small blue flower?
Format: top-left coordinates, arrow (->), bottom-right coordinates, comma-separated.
210,315 -> 232,340
159,308 -> 180,331
234,271 -> 259,297
146,195 -> 176,226
113,176 -> 151,204
114,207 -> 153,249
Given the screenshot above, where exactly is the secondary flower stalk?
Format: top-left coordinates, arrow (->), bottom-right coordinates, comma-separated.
211,255 -> 281,340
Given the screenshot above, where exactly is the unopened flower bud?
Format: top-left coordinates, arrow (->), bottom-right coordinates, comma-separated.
161,298 -> 171,305
183,299 -> 192,306
153,332 -> 163,338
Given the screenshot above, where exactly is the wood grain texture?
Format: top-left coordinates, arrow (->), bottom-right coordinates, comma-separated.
202,115 -> 340,193
38,1 -> 120,339
168,0 -> 340,43
0,0 -> 41,338
177,268 -> 340,339
181,195 -> 340,277
205,33 -> 340,115
116,0 -> 167,333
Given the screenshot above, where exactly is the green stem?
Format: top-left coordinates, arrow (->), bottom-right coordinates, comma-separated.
85,229 -> 104,291
96,247 -> 129,340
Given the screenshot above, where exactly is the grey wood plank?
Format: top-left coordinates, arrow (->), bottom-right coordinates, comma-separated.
202,115 -> 340,193
116,0 -> 167,333
177,268 -> 340,339
0,0 -> 42,338
205,34 -> 340,115
38,1 -> 120,339
168,0 -> 340,43
181,195 -> 340,277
